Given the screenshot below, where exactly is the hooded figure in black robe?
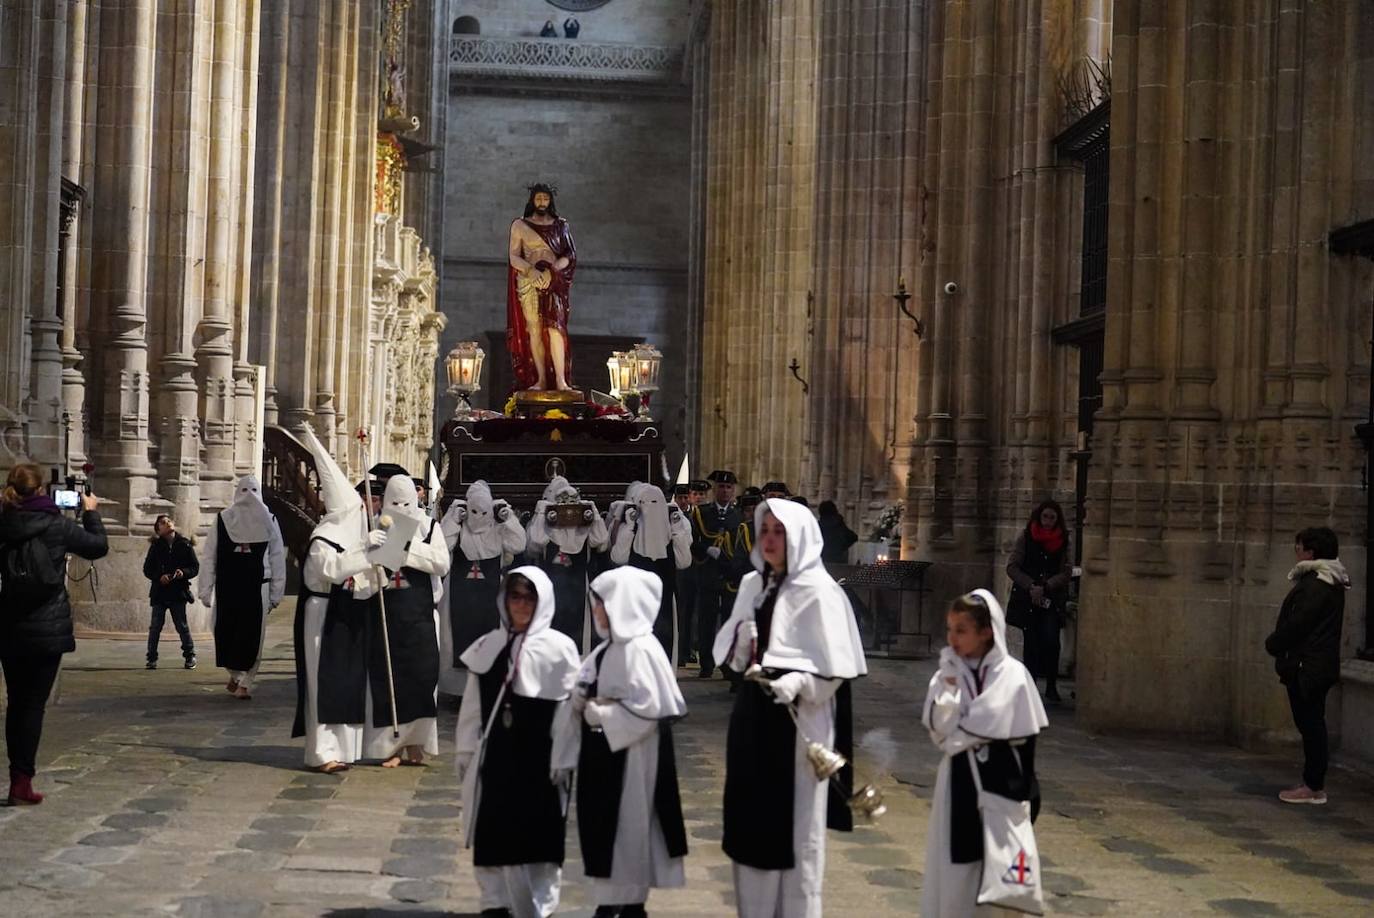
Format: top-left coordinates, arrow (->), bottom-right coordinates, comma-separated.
527,475 -> 608,650
454,565 -> 581,917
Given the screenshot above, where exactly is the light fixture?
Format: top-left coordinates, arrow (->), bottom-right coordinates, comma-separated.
627,342 -> 662,421
445,341 -> 485,421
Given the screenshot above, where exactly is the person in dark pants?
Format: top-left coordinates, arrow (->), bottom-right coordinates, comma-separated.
671,484 -> 698,666
1265,526 -> 1349,806
0,463 -> 108,805
142,514 -> 199,670
1005,499 -> 1072,703
691,470 -> 742,678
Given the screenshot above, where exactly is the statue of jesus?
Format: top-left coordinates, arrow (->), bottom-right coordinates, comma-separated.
507,183 -> 577,391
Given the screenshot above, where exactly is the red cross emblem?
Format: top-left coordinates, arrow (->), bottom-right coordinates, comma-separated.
233,543 -> 253,553
554,551 -> 572,567
343,576 -> 356,592
387,570 -> 408,590
1001,849 -> 1033,886
466,562 -> 485,580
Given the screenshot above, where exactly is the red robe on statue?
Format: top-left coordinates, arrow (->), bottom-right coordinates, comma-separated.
507,217 -> 577,391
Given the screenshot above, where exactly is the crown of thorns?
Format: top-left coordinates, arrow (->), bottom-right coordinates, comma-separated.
526,183 -> 559,195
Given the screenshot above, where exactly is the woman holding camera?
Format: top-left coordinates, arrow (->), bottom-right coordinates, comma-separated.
0,464 -> 108,805
1006,499 -> 1072,703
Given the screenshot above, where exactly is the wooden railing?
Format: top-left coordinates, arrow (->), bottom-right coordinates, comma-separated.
262,425 -> 324,563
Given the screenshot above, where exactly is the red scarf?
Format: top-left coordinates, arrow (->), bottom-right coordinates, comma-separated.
1029,521 -> 1064,554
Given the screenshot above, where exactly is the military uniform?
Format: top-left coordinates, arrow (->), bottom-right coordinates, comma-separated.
692,471 -> 743,677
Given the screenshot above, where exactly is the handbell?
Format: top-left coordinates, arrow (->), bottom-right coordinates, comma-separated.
849,783 -> 887,820
805,741 -> 847,780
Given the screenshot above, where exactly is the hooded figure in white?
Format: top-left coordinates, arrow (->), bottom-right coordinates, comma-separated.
291,427 -> 379,770
609,482 -> 693,656
455,566 -> 581,918
713,498 -> 867,918
551,566 -> 689,912
199,474 -> 286,697
921,589 -> 1048,917
361,474 -> 451,765
526,475 -> 609,648
438,480 -> 526,694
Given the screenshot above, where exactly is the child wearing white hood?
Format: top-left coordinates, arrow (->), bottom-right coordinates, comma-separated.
713,498 -> 867,918
552,566 -> 689,917
921,589 -> 1048,917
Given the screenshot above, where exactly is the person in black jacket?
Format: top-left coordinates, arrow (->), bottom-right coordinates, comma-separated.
1265,526 -> 1349,806
142,514 -> 199,670
1006,500 -> 1073,703
817,500 -> 858,564
0,463 -> 108,806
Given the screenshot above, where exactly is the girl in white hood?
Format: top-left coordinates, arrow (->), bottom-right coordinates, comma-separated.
552,566 -> 689,917
713,498 -> 867,918
454,566 -> 581,918
921,589 -> 1048,917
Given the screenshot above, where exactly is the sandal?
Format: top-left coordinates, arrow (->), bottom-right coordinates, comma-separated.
234,686 -> 252,700
316,762 -> 350,774
225,679 -> 239,694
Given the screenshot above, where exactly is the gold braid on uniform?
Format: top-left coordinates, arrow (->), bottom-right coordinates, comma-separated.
691,506 -> 734,556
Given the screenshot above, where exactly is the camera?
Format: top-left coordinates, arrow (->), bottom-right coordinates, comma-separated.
943,281 -> 959,295
53,489 -> 81,510
494,502 -> 508,522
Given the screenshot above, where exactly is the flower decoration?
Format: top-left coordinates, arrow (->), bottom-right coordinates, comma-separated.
543,408 -> 571,420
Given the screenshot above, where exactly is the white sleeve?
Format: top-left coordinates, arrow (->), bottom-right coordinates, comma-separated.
316,543 -> 371,586
924,681 -> 980,754
795,673 -> 842,706
585,507 -> 610,551
609,519 -> 634,565
550,697 -> 582,772
527,502 -> 550,551
404,522 -> 452,578
454,672 -> 484,755
599,705 -> 659,753
197,519 -> 219,604
266,518 -> 287,605
500,510 -> 527,556
440,501 -> 465,551
670,518 -> 693,569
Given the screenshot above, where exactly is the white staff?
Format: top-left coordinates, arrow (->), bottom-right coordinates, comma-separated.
356,428 -> 400,739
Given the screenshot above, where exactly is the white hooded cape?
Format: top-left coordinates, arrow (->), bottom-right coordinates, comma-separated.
219,474 -> 277,543
920,588 -> 1048,918
712,498 -> 866,680
551,566 -> 687,903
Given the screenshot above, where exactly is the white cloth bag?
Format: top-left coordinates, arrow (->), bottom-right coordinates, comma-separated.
967,748 -> 1044,915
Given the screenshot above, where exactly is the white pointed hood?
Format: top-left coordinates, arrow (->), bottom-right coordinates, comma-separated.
444,480 -> 508,561
715,497 -> 867,680
923,588 -> 1048,741
585,567 -> 686,721
300,426 -> 366,550
220,474 -> 275,543
460,565 -> 580,700
381,473 -> 425,523
628,482 -> 673,561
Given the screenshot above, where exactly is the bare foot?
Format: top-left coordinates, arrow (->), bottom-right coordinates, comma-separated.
316,761 -> 349,774
234,686 -> 251,700
380,755 -> 402,768
225,679 -> 239,693
400,746 -> 426,766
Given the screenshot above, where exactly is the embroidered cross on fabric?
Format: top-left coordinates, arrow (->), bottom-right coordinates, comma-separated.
388,570 -> 408,590
466,562 -> 485,580
1001,849 -> 1033,886
554,551 -> 572,567
233,543 -> 253,553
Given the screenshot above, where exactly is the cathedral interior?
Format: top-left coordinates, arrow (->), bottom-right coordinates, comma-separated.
3,0 -> 1374,813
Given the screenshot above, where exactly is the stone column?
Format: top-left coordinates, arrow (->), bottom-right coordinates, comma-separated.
60,0 -> 89,476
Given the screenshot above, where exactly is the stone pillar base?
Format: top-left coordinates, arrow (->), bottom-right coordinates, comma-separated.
69,534 -> 213,636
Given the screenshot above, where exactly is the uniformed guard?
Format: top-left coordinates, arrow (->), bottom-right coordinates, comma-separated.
691,470 -> 742,679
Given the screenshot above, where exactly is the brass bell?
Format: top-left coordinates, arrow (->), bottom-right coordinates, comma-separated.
849,783 -> 887,820
805,741 -> 847,780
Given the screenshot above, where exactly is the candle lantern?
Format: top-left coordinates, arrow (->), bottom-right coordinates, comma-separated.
445,341 -> 485,420
627,342 -> 663,421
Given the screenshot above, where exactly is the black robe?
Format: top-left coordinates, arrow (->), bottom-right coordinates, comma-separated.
469,638 -> 567,867
628,549 -> 677,657
369,564 -> 439,728
950,737 -> 1040,863
722,589 -> 854,870
576,646 -> 688,878
449,541 -> 503,665
292,536 -> 373,738
540,541 -> 590,646
212,515 -> 269,672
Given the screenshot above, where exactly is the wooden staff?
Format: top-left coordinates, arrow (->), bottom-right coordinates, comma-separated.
357,428 -> 400,739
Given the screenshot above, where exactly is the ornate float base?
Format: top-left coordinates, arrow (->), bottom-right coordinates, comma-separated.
511,388 -> 589,419
440,416 -> 664,514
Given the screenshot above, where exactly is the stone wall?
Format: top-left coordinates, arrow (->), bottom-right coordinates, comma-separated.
0,0 -> 448,634
694,0 -> 1374,746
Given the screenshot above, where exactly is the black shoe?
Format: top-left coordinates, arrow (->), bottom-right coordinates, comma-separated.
620,905 -> 648,918
145,660 -> 157,670
593,908 -> 621,918
1044,686 -> 1062,703
697,668 -> 714,679
479,910 -> 513,918
184,656 -> 197,670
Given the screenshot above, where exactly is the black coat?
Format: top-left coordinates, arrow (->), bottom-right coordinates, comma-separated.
1265,570 -> 1345,693
819,516 -> 858,563
0,508 -> 109,655
142,534 -> 199,603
